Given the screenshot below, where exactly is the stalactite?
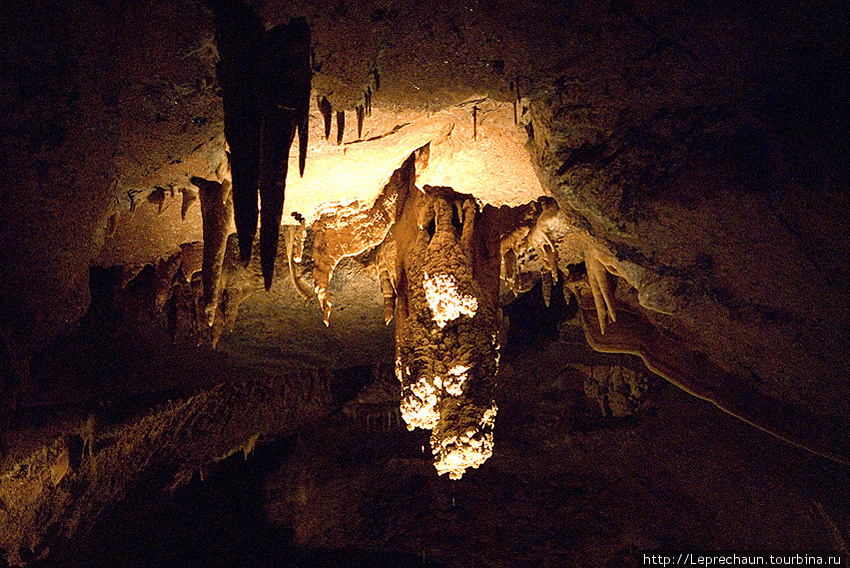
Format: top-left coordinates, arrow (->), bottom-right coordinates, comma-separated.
318,95 -> 332,140
371,66 -> 381,90
585,247 -> 618,335
310,151 -> 417,324
209,0 -> 311,286
528,198 -> 559,282
336,109 -> 345,145
377,237 -> 397,324
260,17 -> 311,290
365,85 -> 372,116
391,186 -> 504,479
191,166 -> 234,326
284,221 -> 311,301
510,80 -> 517,125
178,242 -> 204,283
154,250 -> 182,313
147,186 -> 169,214
207,0 -> 265,264
356,105 -> 364,139
497,199 -> 561,298
211,234 -> 263,348
180,187 -> 198,220
290,20 -> 311,179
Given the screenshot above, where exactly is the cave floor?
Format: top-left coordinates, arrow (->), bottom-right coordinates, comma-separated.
21,322 -> 849,568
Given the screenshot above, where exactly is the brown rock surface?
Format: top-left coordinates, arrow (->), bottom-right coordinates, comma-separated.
1,0 -> 847,565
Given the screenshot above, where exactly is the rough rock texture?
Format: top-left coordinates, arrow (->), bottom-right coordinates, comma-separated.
0,370 -> 334,567
579,363 -> 652,419
256,327 -> 850,568
391,186 -> 503,479
529,35 -> 850,462
1,0 -> 848,564
310,151 -> 417,324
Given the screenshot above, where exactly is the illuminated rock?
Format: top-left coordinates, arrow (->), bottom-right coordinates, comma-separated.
392,186 -> 503,479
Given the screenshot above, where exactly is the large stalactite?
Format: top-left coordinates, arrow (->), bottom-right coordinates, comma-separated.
208,0 -> 311,288
389,186 -> 504,479
207,0 -> 264,265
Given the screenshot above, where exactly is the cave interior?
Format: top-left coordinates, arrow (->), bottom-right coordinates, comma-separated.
0,0 -> 849,566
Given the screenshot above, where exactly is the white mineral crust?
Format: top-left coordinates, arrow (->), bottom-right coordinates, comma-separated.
423,272 -> 478,328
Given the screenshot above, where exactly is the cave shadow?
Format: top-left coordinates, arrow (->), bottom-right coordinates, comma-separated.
32,433 -> 434,568
501,275 -> 576,356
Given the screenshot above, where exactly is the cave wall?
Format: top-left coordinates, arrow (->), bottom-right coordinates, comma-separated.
526,0 -> 850,456
0,1 -> 225,418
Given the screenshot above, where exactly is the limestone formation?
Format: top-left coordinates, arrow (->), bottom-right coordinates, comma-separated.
2,0 -> 847,563
260,17 -> 311,290
208,0 -> 311,288
283,219 -> 311,301
207,0 -> 265,263
310,151 -> 417,325
391,186 -> 503,479
191,162 -> 234,327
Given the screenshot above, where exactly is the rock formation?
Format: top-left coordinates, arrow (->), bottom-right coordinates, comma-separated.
207,0 -> 311,289
1,0 -> 847,564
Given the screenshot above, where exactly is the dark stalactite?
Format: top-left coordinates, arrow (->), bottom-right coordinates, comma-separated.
206,0 -> 265,264
510,80 -> 517,125
371,66 -> 380,90
191,174 -> 234,325
356,105 -> 364,139
180,188 -> 198,221
365,86 -> 372,116
260,17 -> 312,290
318,96 -> 332,140
282,17 -> 312,179
336,110 -> 345,145
208,0 -> 311,288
